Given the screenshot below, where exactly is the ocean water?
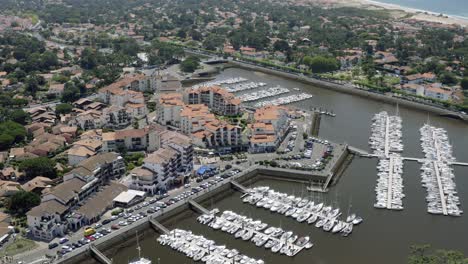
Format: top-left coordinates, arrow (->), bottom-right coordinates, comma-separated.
373,0 -> 468,18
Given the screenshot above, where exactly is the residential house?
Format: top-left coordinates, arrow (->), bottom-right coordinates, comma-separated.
424,85 -> 452,101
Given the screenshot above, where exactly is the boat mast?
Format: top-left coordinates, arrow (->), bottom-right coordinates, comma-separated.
136,231 -> 142,259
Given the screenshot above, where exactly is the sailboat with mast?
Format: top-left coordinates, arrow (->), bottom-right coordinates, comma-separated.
129,231 -> 152,264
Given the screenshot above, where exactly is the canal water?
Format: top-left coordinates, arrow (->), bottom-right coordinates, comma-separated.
112,68 -> 468,264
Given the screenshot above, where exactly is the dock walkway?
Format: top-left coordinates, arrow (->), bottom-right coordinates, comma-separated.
149,218 -> 169,234
188,199 -> 211,215
386,156 -> 394,209
432,161 -> 448,215
89,244 -> 111,264
230,180 -> 248,193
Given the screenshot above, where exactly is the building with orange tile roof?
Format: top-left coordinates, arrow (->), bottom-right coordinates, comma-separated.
185,85 -> 241,116
156,93 -> 185,126
249,105 -> 289,153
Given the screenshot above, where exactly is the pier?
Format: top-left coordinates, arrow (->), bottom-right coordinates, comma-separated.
199,211 -> 311,256
347,146 -> 372,156
188,199 -> 211,215
322,172 -> 334,192
89,244 -> 111,264
386,156 -> 395,209
149,218 -> 170,234
432,161 -> 448,215
158,229 -> 263,263
384,116 -> 390,158
230,180 -> 248,193
242,186 -> 358,236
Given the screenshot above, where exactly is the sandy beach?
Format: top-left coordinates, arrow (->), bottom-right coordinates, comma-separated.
359,0 -> 468,26
310,0 -> 468,27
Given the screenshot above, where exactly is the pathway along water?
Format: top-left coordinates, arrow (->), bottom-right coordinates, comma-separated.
110,68 -> 468,264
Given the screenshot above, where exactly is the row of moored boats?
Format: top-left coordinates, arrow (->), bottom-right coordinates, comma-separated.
192,77 -> 248,89
198,210 -> 312,257
224,81 -> 267,93
254,93 -> 313,108
369,111 -> 404,157
242,187 -> 362,236
238,86 -> 289,102
157,229 -> 264,264
370,111 -> 405,210
420,124 -> 462,216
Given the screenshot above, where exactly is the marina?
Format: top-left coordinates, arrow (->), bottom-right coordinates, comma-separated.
197,210 -> 312,256
369,111 -> 405,210
157,229 -> 264,264
254,93 -> 313,108
104,68 -> 468,264
238,86 -> 289,102
241,186 -> 362,236
420,124 -> 462,216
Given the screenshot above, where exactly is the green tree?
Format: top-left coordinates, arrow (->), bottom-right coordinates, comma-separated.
304,56 -> 339,73
7,191 -> 40,216
408,245 -> 468,264
41,50 -> 59,68
439,72 -> 457,85
80,47 -> 98,70
273,40 -> 290,52
461,78 -> 468,91
61,82 -> 80,103
0,121 -> 26,150
9,109 -> 29,125
19,157 -> 57,179
24,75 -> 40,96
55,103 -> 73,115
180,56 -> 200,73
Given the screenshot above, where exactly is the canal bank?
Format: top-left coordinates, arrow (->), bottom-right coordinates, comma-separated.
226,61 -> 468,122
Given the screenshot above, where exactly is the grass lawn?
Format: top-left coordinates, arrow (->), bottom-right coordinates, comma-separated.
0,237 -> 38,257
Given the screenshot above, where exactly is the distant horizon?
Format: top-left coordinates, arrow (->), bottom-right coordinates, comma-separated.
372,0 -> 468,19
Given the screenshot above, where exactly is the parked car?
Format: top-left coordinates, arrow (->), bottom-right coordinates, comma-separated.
48,242 -> 59,249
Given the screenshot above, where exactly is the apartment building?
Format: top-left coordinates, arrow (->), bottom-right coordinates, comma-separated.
156,93 -> 184,126
130,148 -> 182,194
249,105 -> 289,153
27,200 -> 68,241
159,131 -> 194,173
102,126 -> 161,152
185,86 -> 241,116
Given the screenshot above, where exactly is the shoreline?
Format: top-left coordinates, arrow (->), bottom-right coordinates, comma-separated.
338,0 -> 468,26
